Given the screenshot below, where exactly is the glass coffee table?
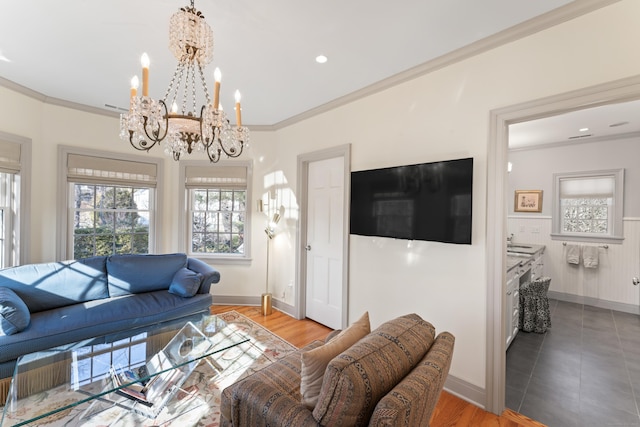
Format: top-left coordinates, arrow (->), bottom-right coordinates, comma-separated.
1,313 -> 249,426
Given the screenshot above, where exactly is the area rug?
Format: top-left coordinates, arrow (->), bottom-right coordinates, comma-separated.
1,311 -> 297,426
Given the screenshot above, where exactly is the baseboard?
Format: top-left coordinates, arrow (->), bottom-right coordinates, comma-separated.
443,375 -> 486,410
211,295 -> 297,318
548,291 -> 640,315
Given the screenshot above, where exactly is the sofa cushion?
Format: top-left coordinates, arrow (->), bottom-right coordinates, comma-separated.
0,256 -> 108,313
0,290 -> 212,366
107,253 -> 187,297
0,287 -> 30,335
300,311 -> 370,409
168,268 -> 203,298
312,313 -> 435,426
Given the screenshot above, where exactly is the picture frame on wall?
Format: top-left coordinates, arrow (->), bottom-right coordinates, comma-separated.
514,190 -> 543,213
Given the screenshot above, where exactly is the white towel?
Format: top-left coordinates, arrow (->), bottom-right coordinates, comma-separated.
583,246 -> 599,268
566,244 -> 580,265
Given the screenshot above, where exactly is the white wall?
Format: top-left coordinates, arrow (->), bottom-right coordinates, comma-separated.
508,135 -> 640,309
1,0 -> 639,406
269,0 -> 640,394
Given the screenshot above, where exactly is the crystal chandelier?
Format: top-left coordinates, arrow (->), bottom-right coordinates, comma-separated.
119,0 -> 249,162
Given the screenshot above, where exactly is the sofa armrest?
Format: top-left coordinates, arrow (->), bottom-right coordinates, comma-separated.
221,377 -> 318,427
186,258 -> 220,294
369,331 -> 455,426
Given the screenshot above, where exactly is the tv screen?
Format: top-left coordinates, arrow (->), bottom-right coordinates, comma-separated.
350,157 -> 473,244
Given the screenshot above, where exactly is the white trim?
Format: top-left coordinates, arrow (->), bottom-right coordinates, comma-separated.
487,74 -> 640,414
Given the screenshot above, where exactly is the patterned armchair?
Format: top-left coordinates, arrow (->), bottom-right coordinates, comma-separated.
221,314 -> 455,427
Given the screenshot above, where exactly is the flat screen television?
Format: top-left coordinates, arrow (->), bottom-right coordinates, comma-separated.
350,157 -> 473,244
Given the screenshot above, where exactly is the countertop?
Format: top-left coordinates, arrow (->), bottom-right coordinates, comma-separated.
507,243 -> 545,256
506,243 -> 545,272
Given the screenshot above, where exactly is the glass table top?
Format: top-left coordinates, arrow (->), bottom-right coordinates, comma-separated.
1,313 -> 249,426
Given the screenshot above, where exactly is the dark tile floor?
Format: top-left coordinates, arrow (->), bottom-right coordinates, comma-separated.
506,298 -> 640,427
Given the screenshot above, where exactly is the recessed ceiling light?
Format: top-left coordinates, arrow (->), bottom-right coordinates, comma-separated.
579,127 -> 589,132
315,55 -> 328,64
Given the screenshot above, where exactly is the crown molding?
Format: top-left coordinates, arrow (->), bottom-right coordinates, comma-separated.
0,0 -> 622,130
272,0 -> 622,130
0,76 -> 120,119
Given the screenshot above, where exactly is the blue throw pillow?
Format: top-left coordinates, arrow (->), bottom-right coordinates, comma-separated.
0,287 -> 31,335
168,268 -> 203,298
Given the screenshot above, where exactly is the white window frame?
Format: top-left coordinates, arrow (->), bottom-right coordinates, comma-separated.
0,131 -> 31,266
179,160 -> 253,264
57,146 -> 163,260
551,168 -> 624,244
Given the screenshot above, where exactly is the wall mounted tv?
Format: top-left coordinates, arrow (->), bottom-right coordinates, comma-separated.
350,157 -> 473,244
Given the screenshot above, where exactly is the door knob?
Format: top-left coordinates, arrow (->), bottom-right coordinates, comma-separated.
633,277 -> 639,286
305,245 -> 311,251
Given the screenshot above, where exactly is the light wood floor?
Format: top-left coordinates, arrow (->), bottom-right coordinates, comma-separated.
209,305 -> 546,427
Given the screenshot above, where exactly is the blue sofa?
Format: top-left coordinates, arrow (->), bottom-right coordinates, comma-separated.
0,253 -> 219,388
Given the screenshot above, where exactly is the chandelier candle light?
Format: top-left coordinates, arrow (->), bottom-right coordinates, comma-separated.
120,0 -> 249,162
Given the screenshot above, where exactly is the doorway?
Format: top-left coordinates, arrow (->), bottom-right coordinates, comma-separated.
486,75 -> 640,415
295,144 -> 351,329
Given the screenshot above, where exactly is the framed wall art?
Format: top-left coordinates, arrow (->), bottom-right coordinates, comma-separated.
514,190 -> 542,213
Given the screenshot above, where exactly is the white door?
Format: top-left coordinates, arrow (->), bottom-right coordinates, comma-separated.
305,156 -> 345,329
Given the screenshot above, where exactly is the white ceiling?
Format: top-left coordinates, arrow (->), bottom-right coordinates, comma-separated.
509,99 -> 640,149
0,0 -> 636,145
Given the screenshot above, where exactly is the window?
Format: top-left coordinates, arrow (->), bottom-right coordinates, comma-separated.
0,132 -> 30,267
72,184 -> 150,258
552,169 -> 624,243
59,147 -> 161,259
180,161 -> 252,261
0,174 -> 15,268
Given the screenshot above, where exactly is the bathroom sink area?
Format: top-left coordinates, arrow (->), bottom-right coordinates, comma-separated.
507,243 -> 544,256
507,244 -> 532,250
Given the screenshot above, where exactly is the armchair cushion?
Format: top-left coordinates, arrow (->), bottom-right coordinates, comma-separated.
300,311 -> 370,409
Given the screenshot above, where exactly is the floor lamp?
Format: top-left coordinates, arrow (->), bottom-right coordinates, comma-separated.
262,212 -> 280,315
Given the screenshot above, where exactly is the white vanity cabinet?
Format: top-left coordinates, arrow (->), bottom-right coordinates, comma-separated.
505,243 -> 545,350
505,265 -> 521,349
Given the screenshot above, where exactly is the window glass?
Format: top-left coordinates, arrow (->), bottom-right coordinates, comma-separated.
552,170 -> 624,243
72,184 -> 151,258
0,172 -> 16,268
190,188 -> 246,255
181,162 -> 251,261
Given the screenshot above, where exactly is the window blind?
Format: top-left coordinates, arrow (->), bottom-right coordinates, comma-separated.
559,176 -> 614,198
0,139 -> 21,174
185,165 -> 247,189
67,153 -> 157,187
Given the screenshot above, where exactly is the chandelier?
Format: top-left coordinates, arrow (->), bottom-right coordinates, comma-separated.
119,0 -> 249,162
